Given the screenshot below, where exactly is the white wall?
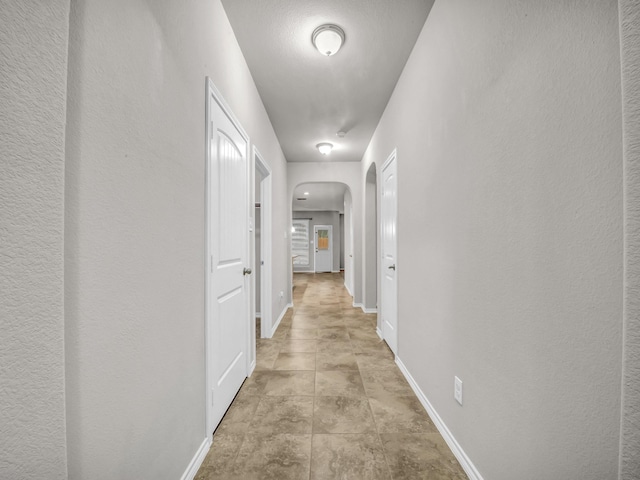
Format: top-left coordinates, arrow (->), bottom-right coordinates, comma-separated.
288,163 -> 362,303
0,2 -> 70,479
619,1 -> 640,478
64,0 -> 288,478
293,211 -> 341,272
362,1 -> 623,478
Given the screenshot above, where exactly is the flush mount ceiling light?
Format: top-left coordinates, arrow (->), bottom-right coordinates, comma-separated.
312,24 -> 345,56
316,142 -> 333,155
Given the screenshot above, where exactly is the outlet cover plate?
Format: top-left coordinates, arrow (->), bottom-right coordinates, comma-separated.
454,376 -> 463,405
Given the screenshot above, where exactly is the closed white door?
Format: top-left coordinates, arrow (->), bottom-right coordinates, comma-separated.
314,225 -> 333,273
206,79 -> 250,436
381,151 -> 398,355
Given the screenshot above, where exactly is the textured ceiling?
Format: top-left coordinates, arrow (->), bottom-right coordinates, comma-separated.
222,0 -> 434,162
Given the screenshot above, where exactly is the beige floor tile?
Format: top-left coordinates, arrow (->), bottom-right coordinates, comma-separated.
264,371 -> 316,396
214,394 -> 261,434
254,353 -> 278,371
380,433 -> 467,480
280,339 -> 318,353
197,432 -> 244,479
351,339 -> 394,354
316,351 -> 359,371
233,433 -> 312,480
348,329 -> 382,341
316,339 -> 353,354
240,371 -> 272,395
313,396 -> 377,434
355,351 -> 397,370
288,328 -> 318,339
317,326 -> 350,340
369,395 -> 438,434
360,369 -> 415,398
315,370 -> 366,397
250,396 -> 314,434
290,318 -> 321,329
310,434 -> 391,480
273,352 -> 316,370
198,273 -> 468,480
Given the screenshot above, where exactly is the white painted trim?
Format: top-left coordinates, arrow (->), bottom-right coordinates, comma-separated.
293,269 -> 316,273
254,147 -> 273,340
271,303 -> 293,337
204,77 -> 251,440
255,312 -> 262,319
353,302 -> 377,314
344,282 -> 354,297
180,437 -> 211,480
395,357 -> 484,480
248,359 -> 256,377
376,327 -> 383,340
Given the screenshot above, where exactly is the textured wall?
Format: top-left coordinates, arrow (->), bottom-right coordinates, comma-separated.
64,0 -> 288,478
619,1 -> 640,478
0,2 -> 70,478
293,210 -> 341,272
361,1 -> 623,478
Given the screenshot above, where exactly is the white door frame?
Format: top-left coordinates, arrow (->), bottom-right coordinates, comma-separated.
254,147 -> 273,338
314,224 -> 333,273
380,149 -> 398,355
204,78 -> 252,440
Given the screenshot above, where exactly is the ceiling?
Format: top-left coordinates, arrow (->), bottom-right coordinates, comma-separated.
222,0 -> 434,163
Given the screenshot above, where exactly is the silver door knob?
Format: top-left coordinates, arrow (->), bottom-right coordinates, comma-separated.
388,264 -> 396,270
243,267 -> 252,275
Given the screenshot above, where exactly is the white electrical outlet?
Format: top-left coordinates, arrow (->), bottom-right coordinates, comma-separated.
454,376 -> 463,405
279,291 -> 284,298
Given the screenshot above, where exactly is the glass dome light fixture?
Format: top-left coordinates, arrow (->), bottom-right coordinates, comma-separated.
312,24 -> 345,56
316,142 -> 333,155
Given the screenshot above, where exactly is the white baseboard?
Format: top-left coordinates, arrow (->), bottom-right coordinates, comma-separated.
256,312 -> 261,319
344,282 -> 353,297
376,327 -> 383,340
352,303 -> 377,314
395,357 -> 484,480
271,303 -> 292,337
180,437 -> 211,480
248,359 -> 256,377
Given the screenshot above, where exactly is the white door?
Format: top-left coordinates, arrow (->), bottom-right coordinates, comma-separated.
381,151 -> 398,355
314,225 -> 333,273
206,79 -> 251,436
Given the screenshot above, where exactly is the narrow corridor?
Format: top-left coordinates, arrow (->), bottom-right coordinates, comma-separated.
196,273 -> 467,479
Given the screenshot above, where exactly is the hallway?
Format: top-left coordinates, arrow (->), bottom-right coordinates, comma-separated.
195,273 -> 467,479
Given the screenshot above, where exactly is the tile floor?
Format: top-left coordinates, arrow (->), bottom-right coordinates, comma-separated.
195,273 -> 467,480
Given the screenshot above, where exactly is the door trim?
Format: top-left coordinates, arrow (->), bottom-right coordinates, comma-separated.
204,77 -> 251,440
254,147 -> 273,339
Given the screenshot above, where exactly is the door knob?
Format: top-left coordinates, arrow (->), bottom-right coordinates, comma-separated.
243,267 -> 252,275
388,264 -> 396,270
